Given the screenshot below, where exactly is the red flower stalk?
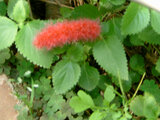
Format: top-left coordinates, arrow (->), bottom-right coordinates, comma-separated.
33,19 -> 101,50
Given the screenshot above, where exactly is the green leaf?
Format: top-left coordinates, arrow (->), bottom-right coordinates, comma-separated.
110,0 -> 125,6
65,43 -> 84,62
0,1 -> 7,16
129,54 -> 145,75
35,76 -> 52,99
89,110 -> 106,120
52,60 -> 81,94
71,4 -> 100,19
60,7 -> 72,18
101,18 -> 125,41
151,10 -> 160,34
69,90 -> 95,113
130,93 -> 159,119
156,57 -> 160,73
104,85 -> 115,103
141,79 -> 160,104
93,36 -> 128,80
78,63 -> 100,91
44,92 -> 65,116
15,20 -> 54,68
17,59 -> 34,77
130,34 -> 144,46
7,0 -> 18,19
121,2 -> 150,35
138,26 -> 160,45
0,16 -> 18,51
12,0 -> 30,23
0,48 -> 10,64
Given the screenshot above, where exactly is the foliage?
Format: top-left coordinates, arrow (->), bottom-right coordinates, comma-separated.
1,0 -> 160,119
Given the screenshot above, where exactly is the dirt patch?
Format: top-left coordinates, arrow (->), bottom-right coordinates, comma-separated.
0,74 -> 19,120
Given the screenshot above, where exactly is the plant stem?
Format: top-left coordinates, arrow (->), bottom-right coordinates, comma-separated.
117,71 -> 126,102
131,72 -> 146,101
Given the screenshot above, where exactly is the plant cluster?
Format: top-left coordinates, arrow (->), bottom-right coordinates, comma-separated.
0,0 -> 160,119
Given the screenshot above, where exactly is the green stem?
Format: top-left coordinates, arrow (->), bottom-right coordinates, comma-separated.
130,72 -> 146,101
117,71 -> 126,103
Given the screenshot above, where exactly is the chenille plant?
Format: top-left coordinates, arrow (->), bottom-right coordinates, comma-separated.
1,0 -> 160,119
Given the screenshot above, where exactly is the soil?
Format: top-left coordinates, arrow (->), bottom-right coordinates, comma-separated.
0,74 -> 19,120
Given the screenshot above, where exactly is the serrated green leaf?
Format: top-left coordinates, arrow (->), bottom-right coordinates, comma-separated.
151,10 -> 160,34
13,0 -> 30,23
69,90 -> 95,113
101,18 -> 125,41
93,36 -> 128,80
121,2 -> 150,35
0,48 -> 10,64
141,79 -> 160,103
65,43 -> 84,62
7,0 -> 18,19
52,60 -> 81,94
130,93 -> 159,119
71,4 -> 100,19
110,0 -> 125,6
104,85 -> 115,103
97,75 -> 112,90
138,26 -> 160,45
129,54 -> 145,75
0,1 -> 7,16
78,63 -> 100,91
15,20 -> 54,68
0,16 -> 18,51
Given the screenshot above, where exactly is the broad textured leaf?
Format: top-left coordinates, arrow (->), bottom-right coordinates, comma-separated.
130,93 -> 159,119
0,16 -> 18,51
15,20 -> 54,68
104,85 -> 115,103
65,43 -> 84,62
141,79 -> 160,103
101,18 -> 125,41
151,10 -> 160,34
12,0 -> 30,23
138,26 -> 160,45
121,2 -> 150,35
71,4 -> 100,19
93,36 -> 128,80
69,90 -> 94,113
78,63 -> 100,91
0,1 -> 7,16
52,60 -> 81,94
7,0 -> 18,19
129,54 -> 145,75
0,48 -> 10,64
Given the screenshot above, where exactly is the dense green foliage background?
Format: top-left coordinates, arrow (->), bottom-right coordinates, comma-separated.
0,0 -> 160,119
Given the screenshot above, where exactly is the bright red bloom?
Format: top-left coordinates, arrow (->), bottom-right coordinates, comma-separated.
33,19 -> 101,50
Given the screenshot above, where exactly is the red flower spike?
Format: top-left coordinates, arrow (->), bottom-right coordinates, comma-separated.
33,19 -> 101,50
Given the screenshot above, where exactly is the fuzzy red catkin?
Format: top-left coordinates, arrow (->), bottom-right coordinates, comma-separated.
33,19 -> 101,50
